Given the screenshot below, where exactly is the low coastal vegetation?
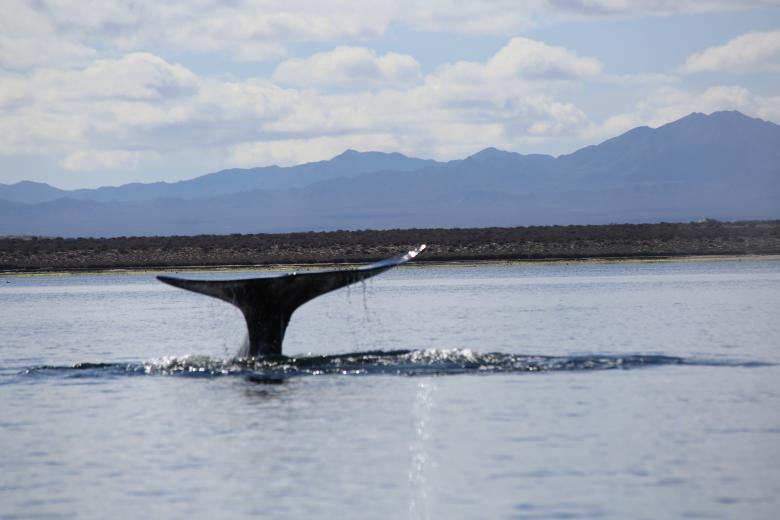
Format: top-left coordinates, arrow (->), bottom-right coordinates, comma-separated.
1,220 -> 779,272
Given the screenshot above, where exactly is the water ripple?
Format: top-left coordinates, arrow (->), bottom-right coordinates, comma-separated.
16,349 -> 771,382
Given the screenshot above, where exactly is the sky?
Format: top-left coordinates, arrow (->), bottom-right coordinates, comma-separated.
1,1 -> 779,189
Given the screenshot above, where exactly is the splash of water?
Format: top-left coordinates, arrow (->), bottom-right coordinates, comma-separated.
18,348 -> 769,382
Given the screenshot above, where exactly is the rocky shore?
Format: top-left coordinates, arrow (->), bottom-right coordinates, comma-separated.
1,220 -> 779,272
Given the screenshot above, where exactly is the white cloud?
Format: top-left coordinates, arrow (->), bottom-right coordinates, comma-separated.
4,1 -> 779,187
0,53 -> 296,159
273,47 -> 422,89
60,149 -> 160,172
682,30 -> 780,73
7,0 -> 773,71
263,38 -> 597,146
156,8 -> 387,60
0,53 -> 206,158
0,0 -> 97,69
581,84 -> 780,141
580,112 -> 644,141
0,35 -> 96,70
684,85 -> 780,120
38,53 -> 198,101
526,99 -> 588,135
0,35 -> 600,175
393,0 -> 770,34
487,37 -> 603,80
396,0 -> 544,34
546,0 -> 776,17
436,37 -> 603,85
227,134 -> 404,167
602,72 -> 679,85
7,1 -> 393,67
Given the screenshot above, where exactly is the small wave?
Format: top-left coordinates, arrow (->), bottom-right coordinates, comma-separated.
17,349 -> 770,382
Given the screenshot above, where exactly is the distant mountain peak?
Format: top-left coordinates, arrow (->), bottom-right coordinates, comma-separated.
666,109 -> 772,129
467,147 -> 520,161
709,109 -> 753,119
333,149 -> 408,159
709,110 -> 779,128
652,110 -> 780,144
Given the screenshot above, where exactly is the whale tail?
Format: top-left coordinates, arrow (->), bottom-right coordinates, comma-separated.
157,245 -> 426,357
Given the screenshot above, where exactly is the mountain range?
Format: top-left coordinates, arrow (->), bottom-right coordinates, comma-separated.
1,110 -> 778,237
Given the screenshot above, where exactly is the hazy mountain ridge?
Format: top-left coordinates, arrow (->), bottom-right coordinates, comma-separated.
1,111 -> 778,237
0,149 -> 439,204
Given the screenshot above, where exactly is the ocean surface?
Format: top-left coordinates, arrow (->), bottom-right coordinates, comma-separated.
1,258 -> 779,519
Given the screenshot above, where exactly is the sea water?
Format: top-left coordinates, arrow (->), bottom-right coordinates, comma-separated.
1,259 -> 779,519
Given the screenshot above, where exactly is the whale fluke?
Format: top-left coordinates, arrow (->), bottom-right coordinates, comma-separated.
157,245 -> 426,357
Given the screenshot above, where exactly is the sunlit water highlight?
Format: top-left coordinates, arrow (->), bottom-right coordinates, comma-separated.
16,349 -> 767,381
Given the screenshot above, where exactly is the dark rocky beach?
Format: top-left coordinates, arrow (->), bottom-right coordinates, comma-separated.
2,220 -> 779,273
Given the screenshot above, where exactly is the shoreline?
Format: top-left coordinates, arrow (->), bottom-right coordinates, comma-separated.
3,220 -> 779,275
3,252 -> 779,277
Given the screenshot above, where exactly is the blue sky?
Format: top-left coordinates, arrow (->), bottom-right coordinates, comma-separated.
1,1 -> 779,189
